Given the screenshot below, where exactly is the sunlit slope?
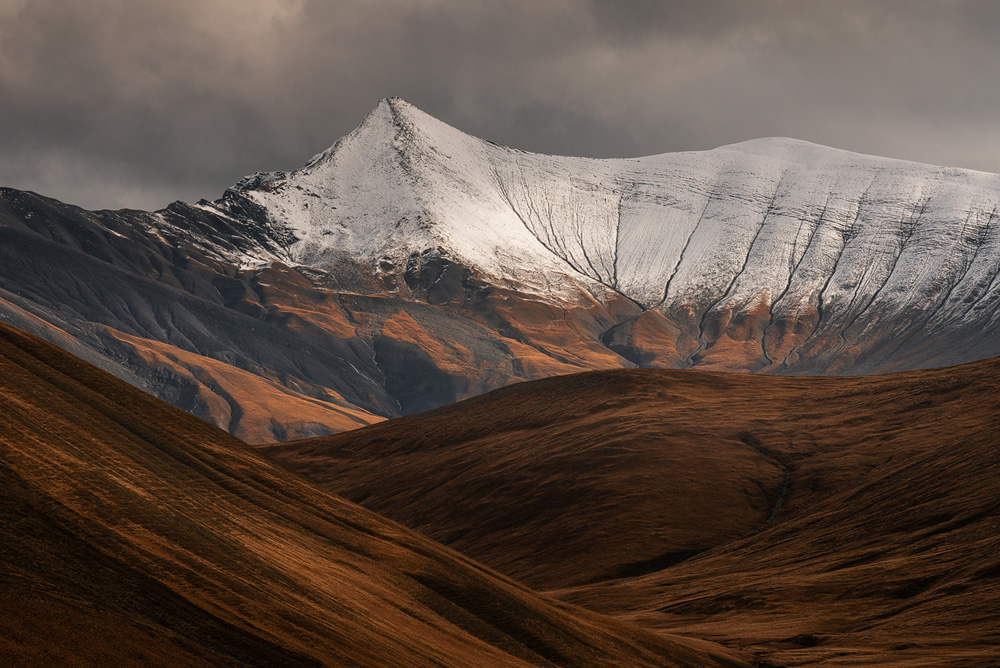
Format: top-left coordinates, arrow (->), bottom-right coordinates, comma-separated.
0,322 -> 739,667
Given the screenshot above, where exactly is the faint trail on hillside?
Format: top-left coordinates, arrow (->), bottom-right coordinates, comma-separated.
739,432 -> 792,526
766,469 -> 791,524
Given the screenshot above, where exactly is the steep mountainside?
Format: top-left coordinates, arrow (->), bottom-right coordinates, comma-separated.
3,98 -> 999,439
229,98 -> 1000,373
267,358 -> 1000,666
0,321 -> 741,667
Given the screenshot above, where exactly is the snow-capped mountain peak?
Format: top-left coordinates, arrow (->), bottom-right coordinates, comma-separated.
217,98 -> 1000,370
227,97 -> 609,297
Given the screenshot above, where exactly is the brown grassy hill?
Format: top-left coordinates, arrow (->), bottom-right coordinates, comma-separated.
268,359 -> 1000,666
0,322 -> 741,667
265,371 -> 792,589
557,368 -> 1000,666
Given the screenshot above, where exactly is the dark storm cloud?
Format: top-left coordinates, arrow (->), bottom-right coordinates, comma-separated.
1,0 -> 999,210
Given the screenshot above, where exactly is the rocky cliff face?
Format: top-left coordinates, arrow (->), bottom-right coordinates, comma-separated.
2,98 -> 998,439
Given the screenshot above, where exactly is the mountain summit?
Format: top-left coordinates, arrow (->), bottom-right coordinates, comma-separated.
222,97 -> 603,297
1,98 -> 999,437
217,97 -> 1000,370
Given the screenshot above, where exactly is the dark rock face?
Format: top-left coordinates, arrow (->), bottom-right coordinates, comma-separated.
374,337 -> 466,414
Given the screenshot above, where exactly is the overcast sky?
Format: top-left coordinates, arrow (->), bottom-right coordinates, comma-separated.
2,0 -> 999,210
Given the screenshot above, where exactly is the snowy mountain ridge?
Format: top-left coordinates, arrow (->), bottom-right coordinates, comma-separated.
205,97 -> 1000,371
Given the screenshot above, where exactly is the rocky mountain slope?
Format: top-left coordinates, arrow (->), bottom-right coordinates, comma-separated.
0,321 -> 741,667
267,356 -> 1000,666
2,98 -> 999,439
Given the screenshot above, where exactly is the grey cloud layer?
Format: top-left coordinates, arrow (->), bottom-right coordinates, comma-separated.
1,0 -> 998,209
